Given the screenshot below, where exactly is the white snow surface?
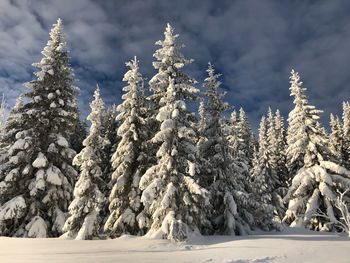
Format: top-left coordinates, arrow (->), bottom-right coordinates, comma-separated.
0,227 -> 349,263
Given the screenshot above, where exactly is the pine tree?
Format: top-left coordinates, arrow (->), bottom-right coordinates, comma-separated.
0,19 -> 78,237
286,70 -> 324,174
250,116 -> 275,229
62,87 -> 106,240
139,26 -> 209,241
283,70 -> 350,231
104,58 -> 149,237
265,108 -> 287,220
140,76 -> 210,240
199,63 -> 255,235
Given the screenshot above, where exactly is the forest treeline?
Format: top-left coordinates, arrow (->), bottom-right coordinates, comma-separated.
0,19 -> 350,240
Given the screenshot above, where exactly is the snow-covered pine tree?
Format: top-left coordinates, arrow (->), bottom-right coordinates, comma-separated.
0,19 -> 79,237
285,70 -> 325,175
198,63 -> 230,186
283,70 -> 350,231
265,108 -> 287,220
250,116 -> 275,229
104,57 -> 149,237
138,24 -> 210,241
198,63 -> 255,235
329,114 -> 344,164
62,86 -> 106,240
342,102 -> 350,169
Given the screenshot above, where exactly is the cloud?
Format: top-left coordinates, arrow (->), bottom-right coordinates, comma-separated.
1,0 -> 350,130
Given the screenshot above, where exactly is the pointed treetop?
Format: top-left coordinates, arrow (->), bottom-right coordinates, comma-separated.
125,56 -> 139,71
48,18 -> 66,52
206,62 -> 222,80
123,57 -> 143,87
162,23 -> 178,46
88,84 -> 105,122
57,18 -> 63,23
94,84 -> 101,98
289,69 -> 307,99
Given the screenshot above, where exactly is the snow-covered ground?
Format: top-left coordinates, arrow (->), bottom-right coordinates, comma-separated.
0,227 -> 349,263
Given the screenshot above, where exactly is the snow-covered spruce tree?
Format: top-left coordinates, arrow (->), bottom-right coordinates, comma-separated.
250,116 -> 275,229
139,75 -> 210,241
105,58 -> 149,237
0,19 -> 78,237
198,63 -> 230,186
342,102 -> 350,169
265,108 -> 287,220
62,87 -> 106,240
199,63 -> 254,235
283,70 -> 350,231
329,114 -> 344,164
285,70 -> 325,176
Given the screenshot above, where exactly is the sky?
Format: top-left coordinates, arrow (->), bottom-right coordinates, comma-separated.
1,0 -> 350,130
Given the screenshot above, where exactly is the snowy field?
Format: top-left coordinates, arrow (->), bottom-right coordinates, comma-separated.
0,227 -> 349,263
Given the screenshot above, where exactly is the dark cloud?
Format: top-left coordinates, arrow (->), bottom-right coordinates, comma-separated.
1,0 -> 350,130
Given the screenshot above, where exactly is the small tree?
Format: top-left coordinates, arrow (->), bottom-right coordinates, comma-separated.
62,87 -> 106,240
